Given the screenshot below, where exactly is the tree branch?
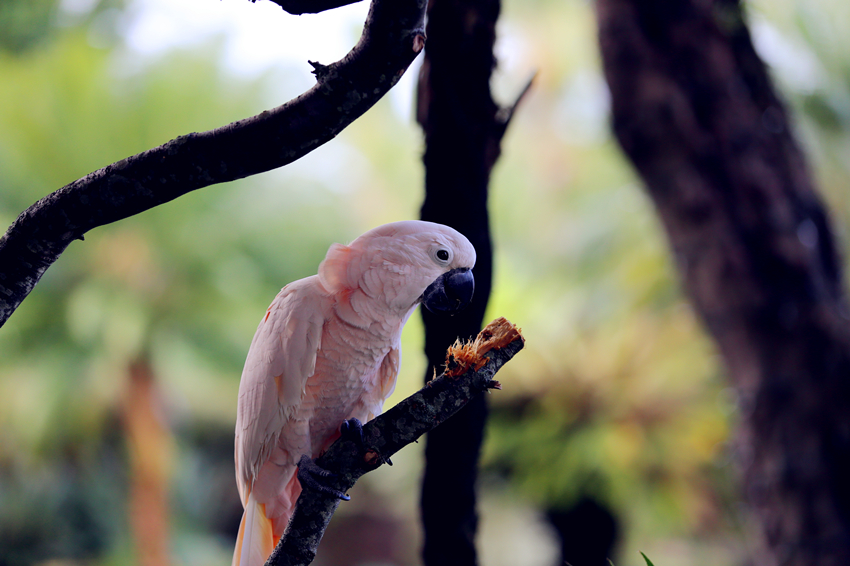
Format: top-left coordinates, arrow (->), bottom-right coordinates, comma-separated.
264,317 -> 525,566
494,72 -> 536,148
262,0 -> 365,16
0,0 -> 427,328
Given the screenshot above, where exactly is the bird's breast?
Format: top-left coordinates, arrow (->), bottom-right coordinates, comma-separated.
299,314 -> 400,454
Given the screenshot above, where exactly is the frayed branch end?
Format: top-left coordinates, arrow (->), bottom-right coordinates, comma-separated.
444,317 -> 524,378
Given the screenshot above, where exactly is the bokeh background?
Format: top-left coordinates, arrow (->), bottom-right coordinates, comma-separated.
1,0 -> 849,565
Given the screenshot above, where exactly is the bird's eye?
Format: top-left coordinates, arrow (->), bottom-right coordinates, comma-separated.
431,246 -> 452,265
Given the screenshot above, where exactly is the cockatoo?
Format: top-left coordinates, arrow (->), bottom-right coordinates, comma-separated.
233,220 -> 476,566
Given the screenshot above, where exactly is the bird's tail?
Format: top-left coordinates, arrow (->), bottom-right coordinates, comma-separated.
232,491 -> 276,566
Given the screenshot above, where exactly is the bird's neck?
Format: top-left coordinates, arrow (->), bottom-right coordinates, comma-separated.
333,288 -> 414,338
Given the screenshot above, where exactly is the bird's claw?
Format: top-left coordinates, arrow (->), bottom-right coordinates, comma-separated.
339,417 -> 364,447
340,418 -> 392,465
296,454 -> 350,501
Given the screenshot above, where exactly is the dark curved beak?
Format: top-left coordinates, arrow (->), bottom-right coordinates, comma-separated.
421,268 -> 475,314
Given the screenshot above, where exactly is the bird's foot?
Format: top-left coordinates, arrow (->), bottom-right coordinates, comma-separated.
341,418 -> 393,466
296,454 -> 350,501
339,418 -> 364,447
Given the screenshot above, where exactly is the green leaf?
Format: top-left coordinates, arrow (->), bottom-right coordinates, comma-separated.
640,552 -> 656,566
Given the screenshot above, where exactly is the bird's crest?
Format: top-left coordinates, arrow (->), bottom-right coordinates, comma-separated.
318,243 -> 357,293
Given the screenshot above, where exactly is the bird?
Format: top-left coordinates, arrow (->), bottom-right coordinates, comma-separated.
232,220 -> 476,566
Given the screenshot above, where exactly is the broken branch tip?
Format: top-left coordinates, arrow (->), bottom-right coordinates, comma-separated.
413,34 -> 426,53
443,317 -> 524,378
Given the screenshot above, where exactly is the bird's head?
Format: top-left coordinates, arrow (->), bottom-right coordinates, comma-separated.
318,220 -> 476,315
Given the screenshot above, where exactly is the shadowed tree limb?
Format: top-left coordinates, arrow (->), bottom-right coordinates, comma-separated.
261,0 -> 364,16
264,317 -> 525,566
0,0 -> 426,328
597,0 -> 850,564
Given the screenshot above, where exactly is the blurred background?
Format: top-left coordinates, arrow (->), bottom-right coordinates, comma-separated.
0,0 -> 849,565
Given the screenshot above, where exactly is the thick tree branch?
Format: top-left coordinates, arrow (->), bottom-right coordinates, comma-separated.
597,0 -> 850,564
262,0 -> 364,16
0,0 -> 426,328
264,317 -> 525,566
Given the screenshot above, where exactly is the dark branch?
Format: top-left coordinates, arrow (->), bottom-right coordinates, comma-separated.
0,0 -> 427,328
264,318 -> 525,566
262,0 -> 364,16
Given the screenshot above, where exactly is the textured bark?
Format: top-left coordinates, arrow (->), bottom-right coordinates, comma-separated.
415,0 -> 516,564
597,1 -> 850,564
0,0 -> 426,327
265,319 -> 524,566
262,0 -> 364,16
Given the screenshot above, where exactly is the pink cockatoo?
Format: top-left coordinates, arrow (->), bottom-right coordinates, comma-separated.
232,220 -> 476,566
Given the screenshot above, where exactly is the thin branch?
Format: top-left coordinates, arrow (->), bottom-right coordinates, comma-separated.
495,71 -> 536,141
0,0 -> 427,328
264,317 -> 525,566
262,0 -> 365,16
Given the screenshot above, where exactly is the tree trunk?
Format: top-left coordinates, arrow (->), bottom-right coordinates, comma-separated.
596,1 -> 850,564
546,498 -> 618,566
416,0 -> 504,564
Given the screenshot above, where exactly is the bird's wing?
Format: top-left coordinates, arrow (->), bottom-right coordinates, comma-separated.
357,342 -> 401,423
377,344 -> 401,405
234,278 -> 328,504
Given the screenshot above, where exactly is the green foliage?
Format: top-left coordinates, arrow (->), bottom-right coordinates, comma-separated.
0,0 -> 127,54
0,0 -> 57,54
